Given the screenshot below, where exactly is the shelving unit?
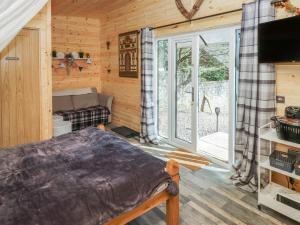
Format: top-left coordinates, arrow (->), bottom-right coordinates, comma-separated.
258,123 -> 300,222
52,56 -> 92,74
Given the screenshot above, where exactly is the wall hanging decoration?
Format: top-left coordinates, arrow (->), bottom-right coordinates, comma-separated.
119,30 -> 139,78
105,64 -> 111,74
175,0 -> 204,20
272,0 -> 300,15
106,41 -> 111,50
52,51 -> 90,75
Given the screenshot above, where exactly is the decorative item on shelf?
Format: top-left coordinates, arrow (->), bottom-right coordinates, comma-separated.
52,50 -> 57,58
86,53 -> 92,64
59,62 -> 66,68
271,0 -> 300,15
71,51 -> 79,59
119,30 -> 139,78
106,41 -> 110,50
285,106 -> 300,119
56,51 -> 65,59
65,53 -> 75,75
86,58 -> 92,64
78,50 -> 84,58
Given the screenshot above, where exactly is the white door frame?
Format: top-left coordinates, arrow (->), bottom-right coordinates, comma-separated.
170,35 -> 199,151
155,25 -> 239,168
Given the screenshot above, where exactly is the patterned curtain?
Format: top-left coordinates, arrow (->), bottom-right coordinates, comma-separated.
140,27 -> 158,144
232,0 -> 276,192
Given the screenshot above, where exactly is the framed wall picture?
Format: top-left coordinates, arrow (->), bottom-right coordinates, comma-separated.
119,30 -> 139,78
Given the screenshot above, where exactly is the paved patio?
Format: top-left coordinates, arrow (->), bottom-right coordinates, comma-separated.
198,132 -> 228,162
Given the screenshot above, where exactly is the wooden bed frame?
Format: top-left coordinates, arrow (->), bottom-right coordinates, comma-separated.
104,160 -> 180,225
97,125 -> 180,225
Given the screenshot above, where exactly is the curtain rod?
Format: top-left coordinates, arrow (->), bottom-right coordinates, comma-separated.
150,8 -> 243,30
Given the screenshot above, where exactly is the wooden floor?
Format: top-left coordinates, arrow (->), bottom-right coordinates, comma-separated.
126,141 -> 299,225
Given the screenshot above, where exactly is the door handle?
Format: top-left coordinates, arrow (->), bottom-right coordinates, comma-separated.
5,56 -> 19,61
192,87 -> 195,103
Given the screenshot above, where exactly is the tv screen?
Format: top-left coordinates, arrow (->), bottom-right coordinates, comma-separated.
258,15 -> 300,63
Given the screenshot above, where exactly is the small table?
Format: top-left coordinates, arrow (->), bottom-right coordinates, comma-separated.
53,115 -> 72,137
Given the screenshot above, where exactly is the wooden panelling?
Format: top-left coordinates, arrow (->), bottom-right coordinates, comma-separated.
276,64 -> 300,115
0,2 -> 52,147
99,0 -> 252,131
25,2 -> 52,141
52,0 -> 132,18
52,16 -> 101,91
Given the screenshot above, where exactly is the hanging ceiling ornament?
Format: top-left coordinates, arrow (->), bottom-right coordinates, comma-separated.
175,0 -> 204,20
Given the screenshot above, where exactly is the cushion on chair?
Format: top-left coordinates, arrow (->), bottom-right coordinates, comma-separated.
53,96 -> 74,113
98,93 -> 113,113
72,93 -> 100,110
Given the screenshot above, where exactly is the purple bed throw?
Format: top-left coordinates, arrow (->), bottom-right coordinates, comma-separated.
0,127 -> 177,225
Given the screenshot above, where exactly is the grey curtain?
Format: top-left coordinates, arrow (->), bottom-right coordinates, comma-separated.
232,0 -> 276,192
140,27 -> 158,144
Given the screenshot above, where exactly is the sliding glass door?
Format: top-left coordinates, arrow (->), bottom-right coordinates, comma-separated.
157,36 -> 199,150
197,28 -> 235,162
173,39 -> 195,147
156,26 -> 238,165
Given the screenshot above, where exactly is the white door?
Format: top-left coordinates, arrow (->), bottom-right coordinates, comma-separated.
156,26 -> 238,166
171,37 -> 199,150
196,27 -> 237,165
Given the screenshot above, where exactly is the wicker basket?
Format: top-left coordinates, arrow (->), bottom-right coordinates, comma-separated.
271,116 -> 300,144
296,160 -> 300,176
269,150 -> 296,173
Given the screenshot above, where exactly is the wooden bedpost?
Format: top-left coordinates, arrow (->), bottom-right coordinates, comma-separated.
166,160 -> 180,225
97,124 -> 106,131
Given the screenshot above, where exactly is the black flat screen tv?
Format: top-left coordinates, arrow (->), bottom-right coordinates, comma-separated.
258,15 -> 300,63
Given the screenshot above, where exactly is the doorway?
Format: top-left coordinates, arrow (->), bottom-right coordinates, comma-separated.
0,29 -> 40,147
156,26 -> 238,166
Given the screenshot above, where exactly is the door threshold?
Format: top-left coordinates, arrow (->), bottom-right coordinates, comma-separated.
196,150 -> 231,170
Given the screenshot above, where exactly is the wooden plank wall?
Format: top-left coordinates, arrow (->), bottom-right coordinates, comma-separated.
25,2 -> 52,141
52,16 -> 101,91
99,0 -> 252,131
0,2 -> 52,147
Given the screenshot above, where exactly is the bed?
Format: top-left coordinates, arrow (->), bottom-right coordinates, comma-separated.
0,127 -> 179,225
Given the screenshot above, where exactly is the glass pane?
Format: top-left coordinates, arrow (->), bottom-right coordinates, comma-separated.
157,40 -> 169,138
175,41 -> 192,143
198,29 -> 230,161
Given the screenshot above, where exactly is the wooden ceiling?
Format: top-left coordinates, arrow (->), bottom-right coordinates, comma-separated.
52,0 -> 131,18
